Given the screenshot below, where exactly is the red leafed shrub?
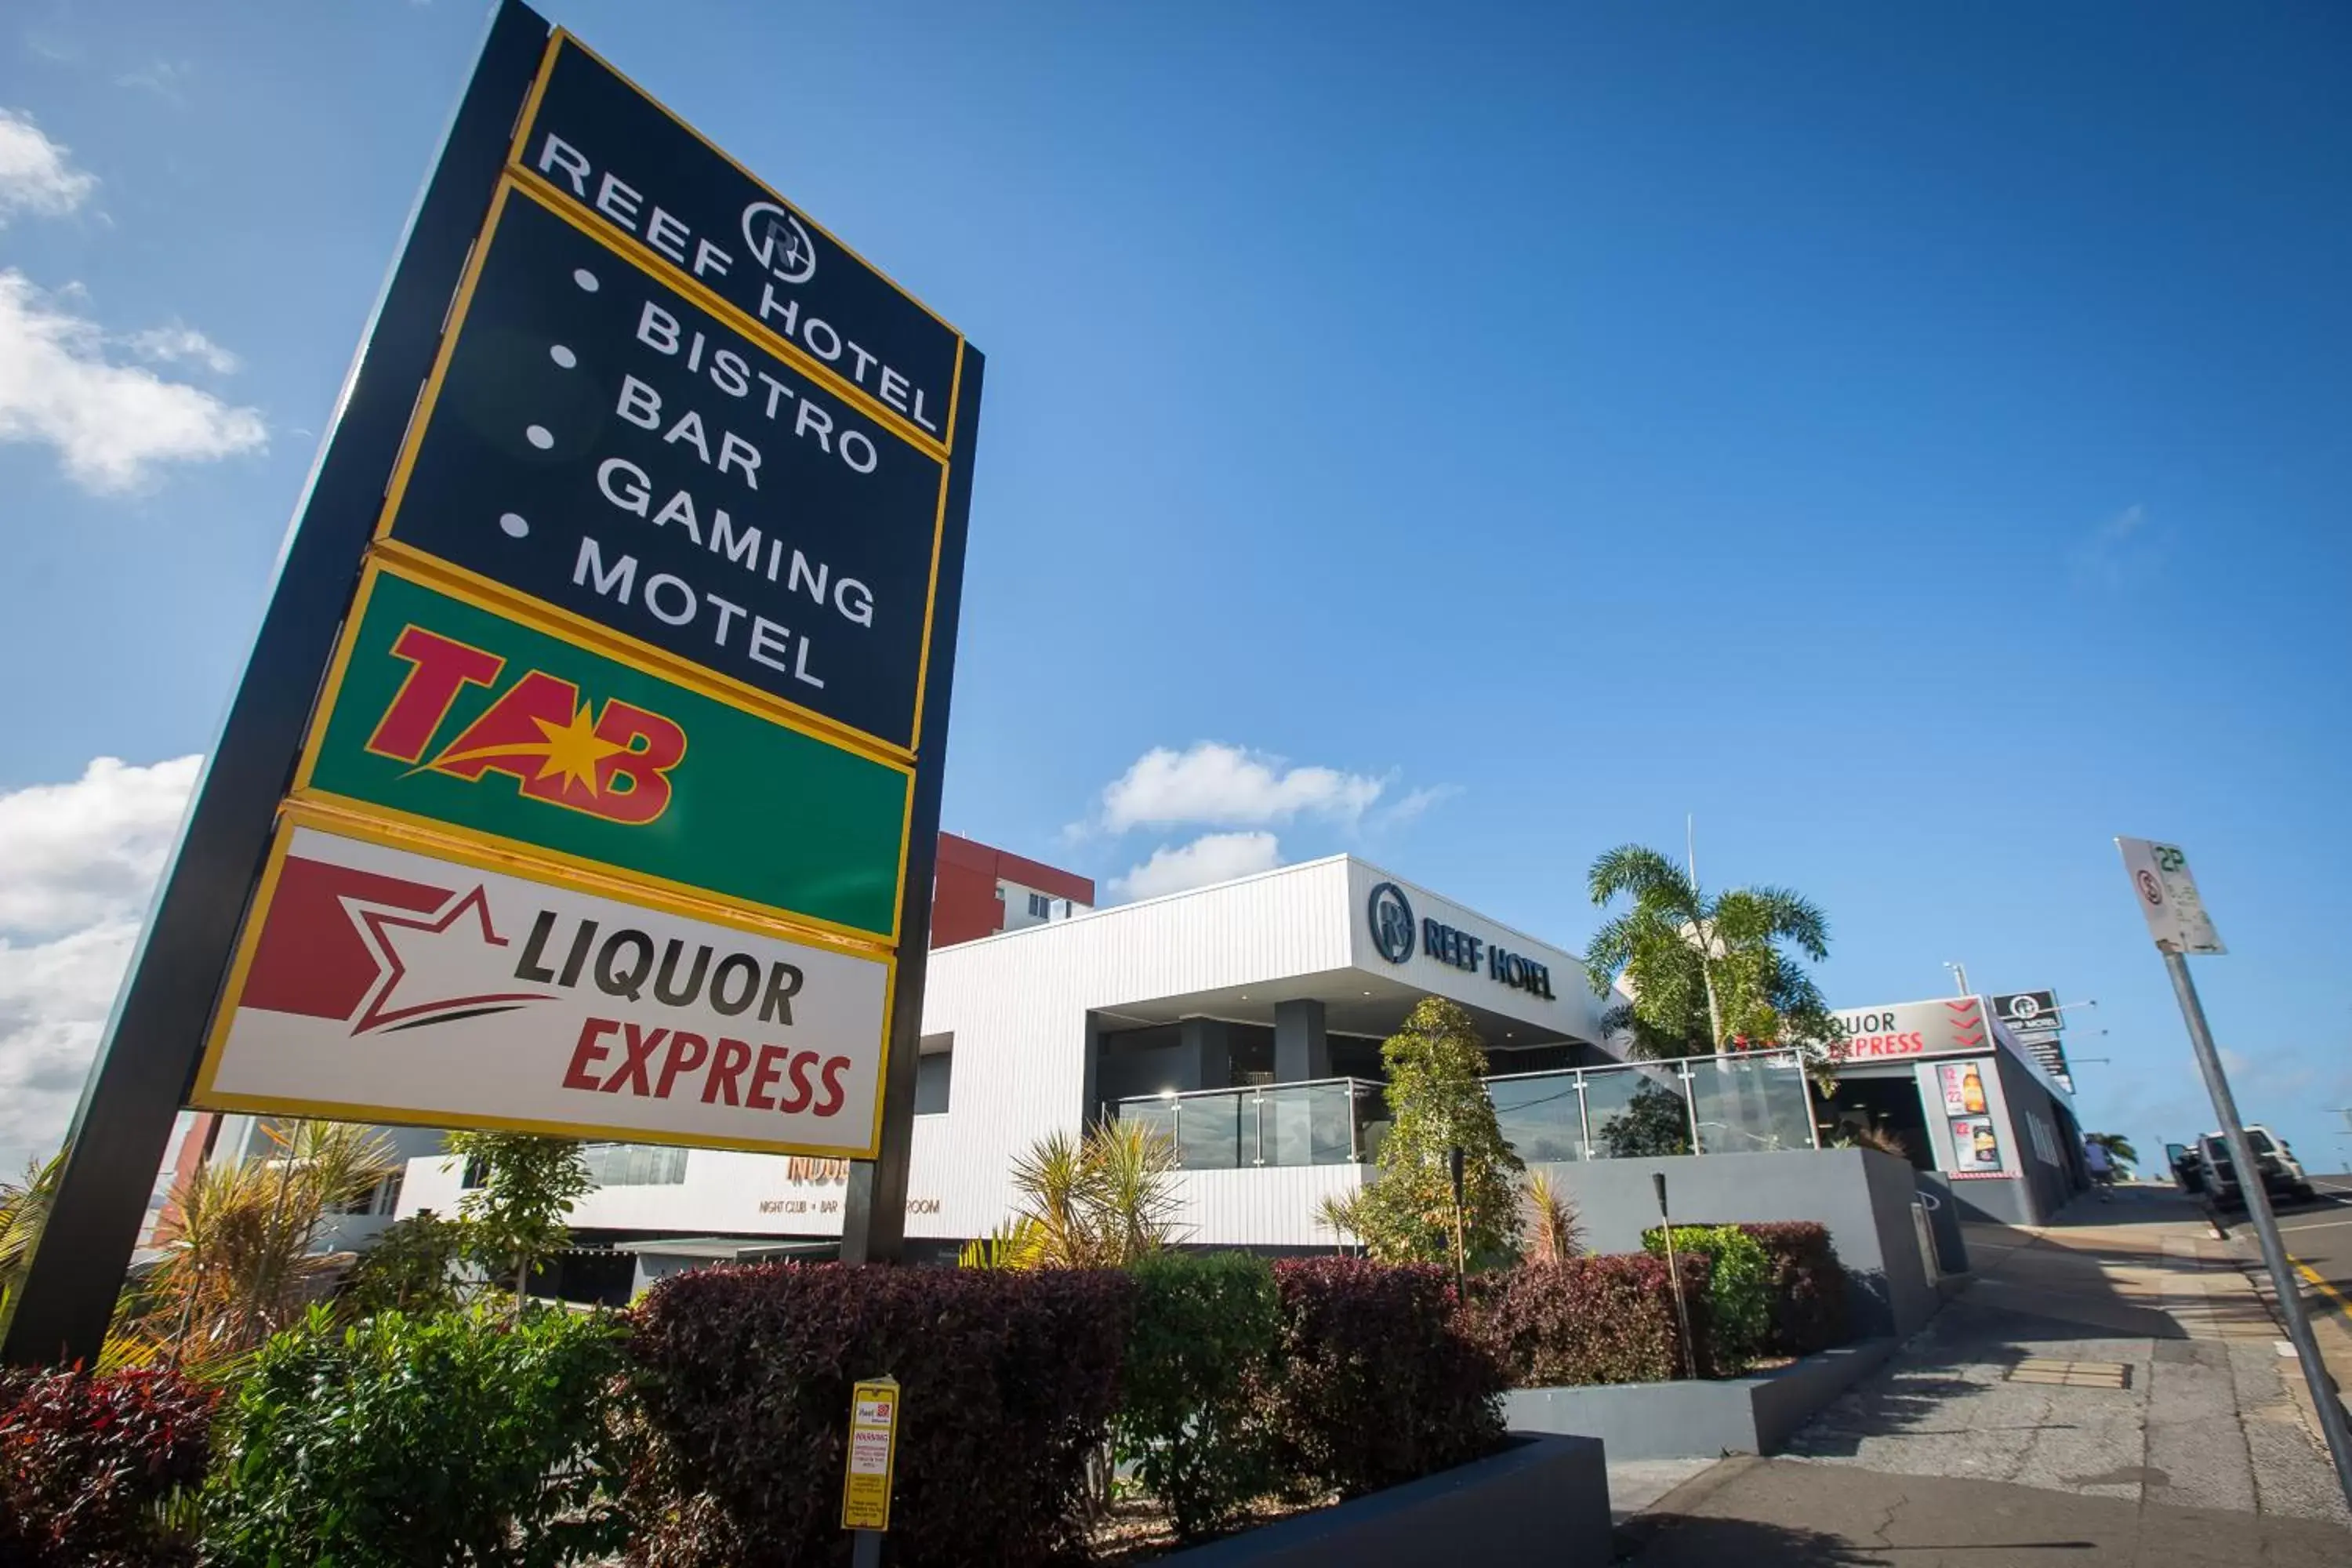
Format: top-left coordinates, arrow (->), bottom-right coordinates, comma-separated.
0,1366 -> 217,1567
1469,1252 -> 1719,1386
1738,1222 -> 1851,1356
1262,1259 -> 1505,1499
626,1262 -> 1134,1567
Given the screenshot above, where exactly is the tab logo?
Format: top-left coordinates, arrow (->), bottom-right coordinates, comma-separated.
364,623 -> 687,825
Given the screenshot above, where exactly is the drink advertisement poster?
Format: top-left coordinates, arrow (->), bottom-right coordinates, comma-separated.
1951,1115 -> 2003,1172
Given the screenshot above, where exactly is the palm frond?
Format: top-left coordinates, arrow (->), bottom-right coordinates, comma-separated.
0,1149 -> 64,1316
1587,844 -> 1698,914
1520,1170 -> 1584,1262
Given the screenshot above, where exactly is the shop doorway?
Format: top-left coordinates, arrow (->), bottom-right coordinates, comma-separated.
1817,1072 -> 1935,1171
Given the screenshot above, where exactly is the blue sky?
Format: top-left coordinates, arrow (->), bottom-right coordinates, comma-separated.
2,0 -> 2349,1175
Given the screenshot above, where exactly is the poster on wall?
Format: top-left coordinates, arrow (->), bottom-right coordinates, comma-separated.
1937,1061 -> 1989,1118
1950,1114 -> 2004,1173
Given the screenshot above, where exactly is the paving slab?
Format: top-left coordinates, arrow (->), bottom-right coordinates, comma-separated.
1619,1454 -> 2352,1566
1617,1185 -> 2352,1560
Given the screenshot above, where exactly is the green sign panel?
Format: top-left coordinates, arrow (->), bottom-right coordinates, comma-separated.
300,565 -> 909,940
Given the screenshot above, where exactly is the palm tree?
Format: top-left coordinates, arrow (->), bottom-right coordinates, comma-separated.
996,1120 -> 1185,1268
1520,1170 -> 1584,1261
1584,844 -> 1840,1062
2084,1133 -> 2139,1176
122,1120 -> 396,1367
0,1150 -> 64,1318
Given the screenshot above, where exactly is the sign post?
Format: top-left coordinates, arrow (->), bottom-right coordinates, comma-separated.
842,1374 -> 902,1566
2115,837 -> 2352,1510
2,0 -> 979,1367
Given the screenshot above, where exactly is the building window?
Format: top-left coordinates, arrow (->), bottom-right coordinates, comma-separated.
915,1037 -> 953,1114
581,1143 -> 689,1186
1028,891 -> 1051,918
339,1171 -> 407,1217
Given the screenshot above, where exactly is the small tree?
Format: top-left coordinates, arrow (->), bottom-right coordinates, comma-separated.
444,1132 -> 593,1307
1348,996 -> 1523,1267
343,1210 -> 473,1317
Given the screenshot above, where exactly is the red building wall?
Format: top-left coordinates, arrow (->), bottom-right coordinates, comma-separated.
931,831 -> 1094,948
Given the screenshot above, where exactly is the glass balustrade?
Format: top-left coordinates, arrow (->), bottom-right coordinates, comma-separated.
1116,1055 -> 1817,1171
1114,1080 -> 1380,1168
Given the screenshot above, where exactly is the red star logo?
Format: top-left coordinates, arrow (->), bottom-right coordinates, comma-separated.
342,884 -> 556,1034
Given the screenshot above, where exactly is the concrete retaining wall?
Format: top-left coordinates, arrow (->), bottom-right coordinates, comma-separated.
1503,1339 -> 1897,1459
1156,1434 -> 1612,1566
1530,1148 -> 1939,1338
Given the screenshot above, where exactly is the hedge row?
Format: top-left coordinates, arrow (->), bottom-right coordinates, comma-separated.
1468,1252 -> 1719,1385
4,1228 -> 1848,1563
625,1256 -> 1504,1563
629,1263 -> 1134,1566
1471,1221 -> 1851,1387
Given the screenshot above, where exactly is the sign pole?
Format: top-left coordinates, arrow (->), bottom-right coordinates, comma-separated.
2161,949 -> 2352,1508
0,0 -> 550,1370
2116,835 -> 2352,1511
842,350 -> 985,1267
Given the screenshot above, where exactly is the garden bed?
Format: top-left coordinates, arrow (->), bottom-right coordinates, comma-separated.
1502,1338 -> 1897,1459
1147,1435 -> 1611,1566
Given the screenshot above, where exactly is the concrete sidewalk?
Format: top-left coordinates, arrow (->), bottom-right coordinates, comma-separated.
1616,1184 -> 2352,1564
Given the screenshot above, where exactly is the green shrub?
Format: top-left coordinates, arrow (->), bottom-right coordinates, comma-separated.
1644,1225 -> 1772,1368
1737,1222 -> 1850,1355
341,1210 -> 473,1317
203,1305 -> 630,1567
1117,1251 -> 1282,1539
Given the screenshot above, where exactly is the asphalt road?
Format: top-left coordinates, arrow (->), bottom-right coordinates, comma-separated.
2270,1172 -> 2352,1323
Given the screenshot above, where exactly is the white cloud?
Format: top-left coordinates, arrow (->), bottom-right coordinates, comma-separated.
0,920 -> 140,1174
114,60 -> 190,103
0,271 -> 267,491
125,324 -> 238,375
1112,831 -> 1283,902
0,107 -> 96,224
1098,742 -> 1385,834
2071,503 -> 2164,588
0,755 -> 200,936
0,756 -> 200,1174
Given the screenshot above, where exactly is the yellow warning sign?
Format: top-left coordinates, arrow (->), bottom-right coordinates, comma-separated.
840,1375 -> 901,1531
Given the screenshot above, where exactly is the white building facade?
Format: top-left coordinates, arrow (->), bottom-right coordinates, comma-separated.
396,856 -> 1620,1252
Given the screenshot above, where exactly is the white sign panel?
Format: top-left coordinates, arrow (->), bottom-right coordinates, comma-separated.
195,822 -> 892,1155
2115,837 -> 2227,955
1835,995 -> 1993,1060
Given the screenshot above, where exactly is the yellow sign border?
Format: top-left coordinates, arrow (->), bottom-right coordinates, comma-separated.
377,173 -> 950,764
510,29 -> 966,462
292,556 -> 916,954
189,806 -> 897,1162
